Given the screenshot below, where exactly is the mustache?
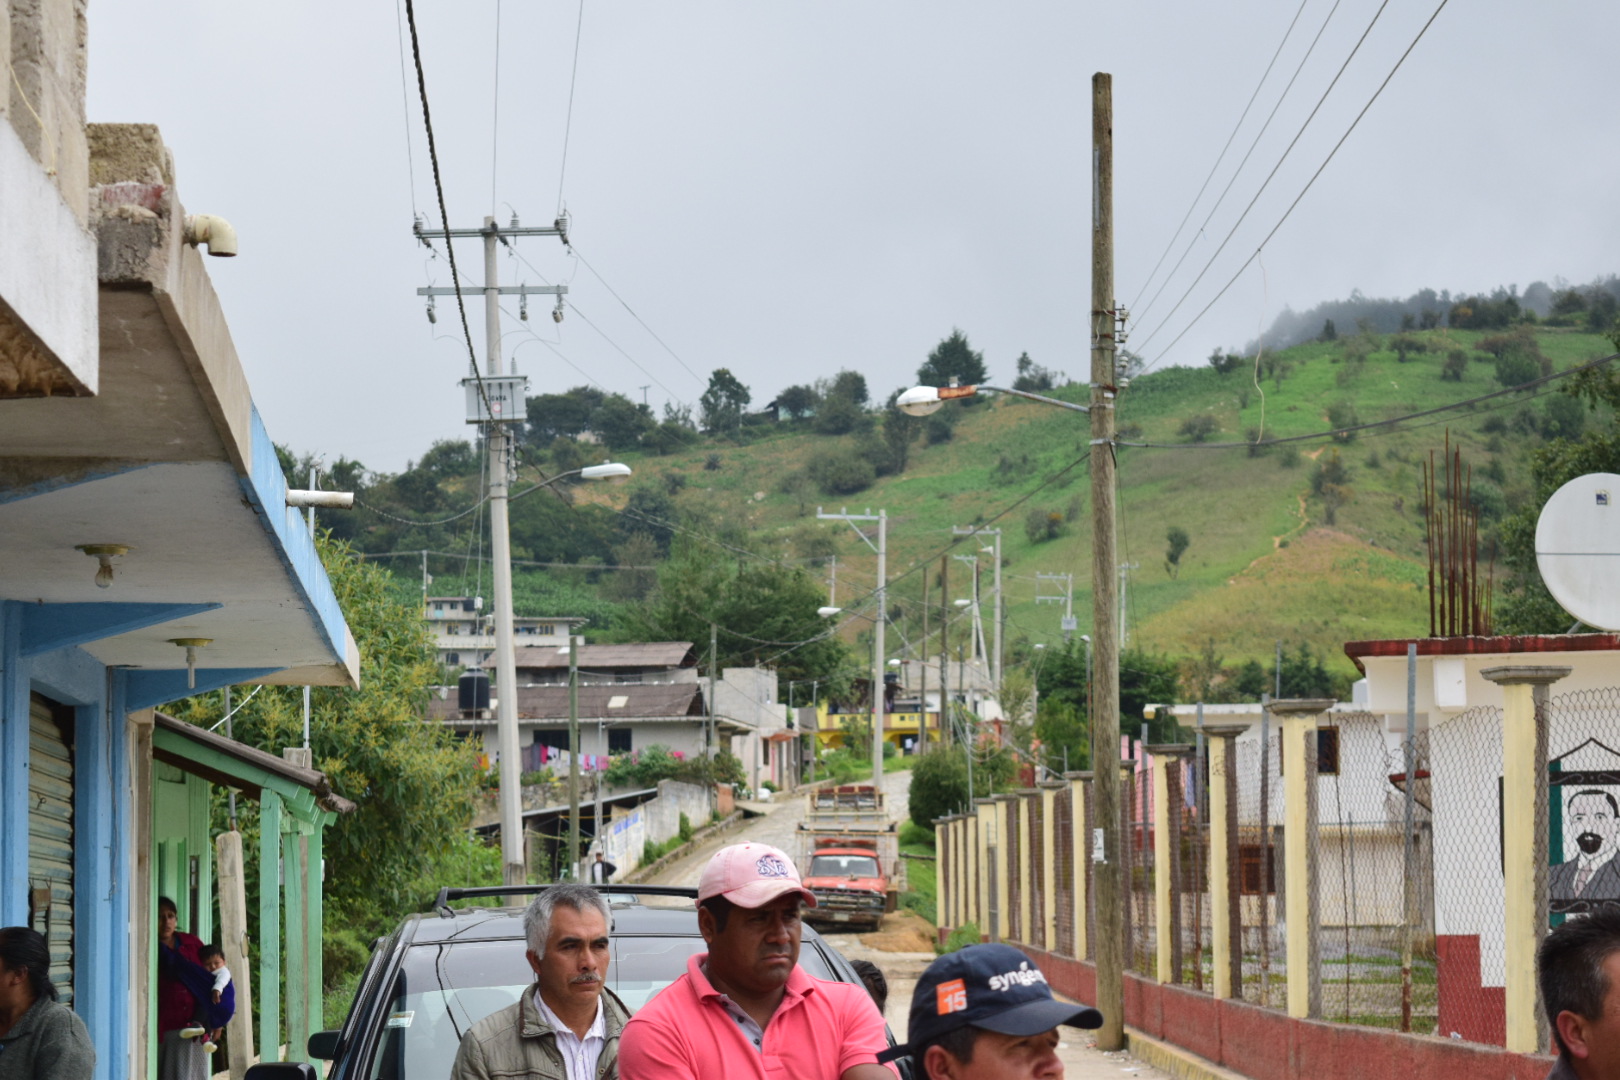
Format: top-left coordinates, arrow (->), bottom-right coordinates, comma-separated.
570,973 -> 602,985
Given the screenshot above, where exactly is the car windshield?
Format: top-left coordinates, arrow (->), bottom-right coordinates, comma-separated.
360,926 -> 841,1080
810,854 -> 880,878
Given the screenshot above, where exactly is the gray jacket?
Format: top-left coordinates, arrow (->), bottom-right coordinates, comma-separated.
0,996 -> 95,1080
451,982 -> 630,1080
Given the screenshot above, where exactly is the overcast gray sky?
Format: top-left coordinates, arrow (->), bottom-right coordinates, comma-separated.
86,1 -> 1620,474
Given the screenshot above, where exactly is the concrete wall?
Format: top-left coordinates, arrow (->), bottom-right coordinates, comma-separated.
1020,946 -> 1552,1080
644,779 -> 711,842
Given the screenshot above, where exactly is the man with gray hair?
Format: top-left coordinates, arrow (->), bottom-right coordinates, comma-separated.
452,884 -> 631,1080
1538,903 -> 1620,1080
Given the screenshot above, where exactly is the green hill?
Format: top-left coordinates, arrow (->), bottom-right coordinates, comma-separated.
313,321 -> 1618,691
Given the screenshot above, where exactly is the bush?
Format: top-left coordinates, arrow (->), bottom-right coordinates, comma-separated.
1025,507 -> 1065,544
679,812 -> 694,842
1178,414 -> 1219,442
942,922 -> 981,954
1442,349 -> 1468,381
1326,402 -> 1359,442
808,447 -> 876,495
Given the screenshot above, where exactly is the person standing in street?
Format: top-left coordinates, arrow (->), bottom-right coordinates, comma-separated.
0,926 -> 94,1080
452,884 -> 631,1080
879,944 -> 1102,1080
619,842 -> 893,1080
589,851 -> 617,885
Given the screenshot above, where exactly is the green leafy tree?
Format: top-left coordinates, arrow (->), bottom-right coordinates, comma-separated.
1033,699 -> 1089,775
826,370 -> 869,407
1165,526 -> 1191,578
918,329 -> 988,388
813,395 -> 866,436
1120,649 -> 1182,743
908,744 -> 1016,828
1013,352 -> 1058,390
166,535 -> 492,955
699,368 -> 752,435
808,447 -> 876,495
617,539 -> 852,690
776,384 -> 820,421
1178,414 -> 1218,443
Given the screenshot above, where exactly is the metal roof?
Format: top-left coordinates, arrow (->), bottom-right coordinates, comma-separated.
152,711 -> 357,814
426,683 -> 706,722
513,642 -> 697,671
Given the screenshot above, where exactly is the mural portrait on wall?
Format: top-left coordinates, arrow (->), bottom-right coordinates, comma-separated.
1551,787 -> 1620,913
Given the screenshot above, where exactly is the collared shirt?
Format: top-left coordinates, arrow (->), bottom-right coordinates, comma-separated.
618,951 -> 892,1080
535,988 -> 606,1080
1574,848 -> 1617,893
704,964 -> 765,1052
1546,1054 -> 1578,1080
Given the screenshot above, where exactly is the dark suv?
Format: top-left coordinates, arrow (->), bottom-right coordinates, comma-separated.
262,885 -> 887,1080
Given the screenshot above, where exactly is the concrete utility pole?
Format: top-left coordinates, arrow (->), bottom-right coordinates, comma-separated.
1089,72 -> 1126,1053
709,623 -> 719,759
568,634 -> 581,880
1036,571 -> 1076,644
920,563 -> 930,754
954,527 -> 1003,687
939,555 -> 951,746
412,213 -> 568,887
816,507 -> 887,784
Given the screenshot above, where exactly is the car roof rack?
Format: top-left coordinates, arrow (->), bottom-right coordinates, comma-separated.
433,883 -> 700,917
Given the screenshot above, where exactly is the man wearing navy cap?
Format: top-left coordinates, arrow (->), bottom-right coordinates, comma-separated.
880,945 -> 1103,1080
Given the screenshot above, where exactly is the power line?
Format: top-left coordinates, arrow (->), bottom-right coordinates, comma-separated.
568,245 -> 707,387
1129,0 -> 1313,314
392,0 -> 420,221
556,0 -> 587,216
402,0 -> 498,423
1134,0 -> 1405,360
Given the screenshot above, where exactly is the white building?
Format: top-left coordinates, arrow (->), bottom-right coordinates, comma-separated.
423,594 -> 585,670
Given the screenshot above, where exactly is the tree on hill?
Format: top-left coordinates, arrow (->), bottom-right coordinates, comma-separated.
1165,526 -> 1190,578
699,368 -> 751,435
617,538 -> 853,691
1013,352 -> 1059,390
775,383 -> 820,421
825,369 -> 869,407
918,329 -> 988,388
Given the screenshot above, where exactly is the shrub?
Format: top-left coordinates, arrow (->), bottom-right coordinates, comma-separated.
679,812 -> 694,842
1442,349 -> 1468,381
942,923 -> 981,954
808,447 -> 876,495
1178,414 -> 1219,443
1326,402 -> 1360,442
1481,414 -> 1508,434
1025,507 -> 1065,543
704,452 -> 723,471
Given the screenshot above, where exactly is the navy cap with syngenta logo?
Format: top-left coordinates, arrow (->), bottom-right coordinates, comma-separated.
878,944 -> 1103,1064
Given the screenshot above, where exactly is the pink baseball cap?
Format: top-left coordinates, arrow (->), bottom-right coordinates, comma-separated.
696,842 -> 818,909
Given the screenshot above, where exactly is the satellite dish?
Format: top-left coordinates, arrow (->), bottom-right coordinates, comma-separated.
1536,472 -> 1620,630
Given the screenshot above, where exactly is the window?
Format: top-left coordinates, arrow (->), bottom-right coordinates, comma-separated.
608,728 -> 632,754
1276,726 -> 1342,776
1238,843 -> 1276,895
533,730 -> 569,751
447,653 -> 460,666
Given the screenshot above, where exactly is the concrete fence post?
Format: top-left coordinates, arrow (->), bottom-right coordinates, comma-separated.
993,794 -> 1015,941
1041,781 -> 1063,951
1017,789 -> 1038,944
1067,772 -> 1092,960
975,798 -> 994,940
1271,699 -> 1333,1019
1149,744 -> 1193,984
1482,665 -> 1568,1054
1202,726 -> 1247,1000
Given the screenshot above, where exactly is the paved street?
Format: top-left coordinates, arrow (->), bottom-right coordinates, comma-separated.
643,768 -> 1174,1080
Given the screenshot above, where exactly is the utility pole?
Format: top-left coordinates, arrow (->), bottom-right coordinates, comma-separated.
954,527 -> 1003,687
413,213 -> 568,887
1090,71 -> 1126,1052
709,623 -> 719,759
1036,571 -> 1076,643
638,385 -> 650,408
568,634 -> 580,880
817,507 -> 887,785
939,555 -> 951,747
920,562 -> 930,755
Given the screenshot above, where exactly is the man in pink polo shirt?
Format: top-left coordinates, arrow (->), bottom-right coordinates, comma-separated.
619,842 -> 894,1080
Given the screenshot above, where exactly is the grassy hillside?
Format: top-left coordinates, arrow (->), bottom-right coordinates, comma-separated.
583,324 -> 1614,683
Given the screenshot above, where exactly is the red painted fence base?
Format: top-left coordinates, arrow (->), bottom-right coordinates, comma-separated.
1015,945 -> 1553,1080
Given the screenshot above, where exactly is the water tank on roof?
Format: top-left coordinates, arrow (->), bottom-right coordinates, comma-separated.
459,668 -> 491,712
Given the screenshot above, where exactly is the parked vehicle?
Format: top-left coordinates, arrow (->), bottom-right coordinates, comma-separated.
269,885 -> 898,1080
797,819 -> 902,931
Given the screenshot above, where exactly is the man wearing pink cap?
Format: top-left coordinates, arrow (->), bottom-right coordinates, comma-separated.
619,842 -> 894,1080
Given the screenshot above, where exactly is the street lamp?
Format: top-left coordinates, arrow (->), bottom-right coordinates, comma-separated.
895,383 -> 1089,418
493,461 -> 631,886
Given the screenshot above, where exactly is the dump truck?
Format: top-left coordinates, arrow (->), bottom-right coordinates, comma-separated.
796,786 -> 901,930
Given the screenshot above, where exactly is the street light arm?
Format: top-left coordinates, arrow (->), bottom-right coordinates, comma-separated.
975,385 -> 1090,414
896,383 -> 1089,416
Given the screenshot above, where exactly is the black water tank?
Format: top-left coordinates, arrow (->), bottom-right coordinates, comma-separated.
459,669 -> 491,712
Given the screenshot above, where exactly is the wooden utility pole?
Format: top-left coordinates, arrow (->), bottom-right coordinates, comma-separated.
940,556 -> 951,746
1089,71 -> 1125,1052
920,563 -> 930,754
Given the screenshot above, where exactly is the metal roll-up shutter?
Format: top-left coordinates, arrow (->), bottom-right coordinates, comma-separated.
28,694 -> 74,1005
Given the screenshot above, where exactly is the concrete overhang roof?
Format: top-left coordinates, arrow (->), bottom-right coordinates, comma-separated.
0,125 -> 358,703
